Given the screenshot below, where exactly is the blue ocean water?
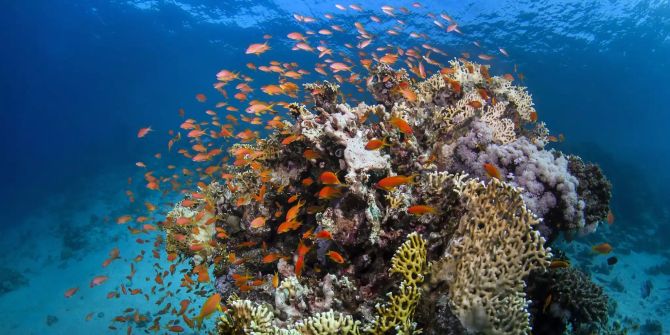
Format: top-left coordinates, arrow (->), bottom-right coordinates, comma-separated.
0,0 -> 668,334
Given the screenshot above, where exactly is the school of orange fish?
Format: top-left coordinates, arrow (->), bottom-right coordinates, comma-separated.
64,3 -> 616,334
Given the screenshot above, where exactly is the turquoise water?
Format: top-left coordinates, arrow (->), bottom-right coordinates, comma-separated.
1,1 -> 668,334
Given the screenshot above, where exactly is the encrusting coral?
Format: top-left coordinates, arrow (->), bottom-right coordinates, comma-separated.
528,266 -> 609,335
164,59 -> 612,334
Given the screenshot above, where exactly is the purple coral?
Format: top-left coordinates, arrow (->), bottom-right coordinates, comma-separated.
447,120 -> 587,241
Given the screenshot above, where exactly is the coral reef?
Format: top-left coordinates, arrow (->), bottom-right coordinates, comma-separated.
567,155 -> 613,234
216,232 -> 426,334
528,266 -> 609,335
163,59 -> 612,334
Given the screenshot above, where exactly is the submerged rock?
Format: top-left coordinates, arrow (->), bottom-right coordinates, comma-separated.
0,267 -> 28,296
46,315 -> 59,326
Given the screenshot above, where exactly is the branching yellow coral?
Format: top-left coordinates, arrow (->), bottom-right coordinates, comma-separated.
390,232 -> 427,286
368,282 -> 422,334
367,232 -> 427,334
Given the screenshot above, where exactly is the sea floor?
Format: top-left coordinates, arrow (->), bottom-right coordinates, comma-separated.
0,169 -> 216,334
0,169 -> 668,334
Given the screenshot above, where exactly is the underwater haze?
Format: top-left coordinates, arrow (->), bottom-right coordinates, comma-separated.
1,0 -> 669,334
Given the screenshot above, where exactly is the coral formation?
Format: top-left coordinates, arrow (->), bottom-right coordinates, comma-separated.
216,232 -> 425,334
367,232 -> 427,334
528,266 -> 609,335
431,178 -> 550,335
163,59 -> 612,334
567,155 -> 613,234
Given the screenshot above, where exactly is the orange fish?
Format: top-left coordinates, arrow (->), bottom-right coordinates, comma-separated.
592,243 -> 613,254
478,88 -> 489,100
365,138 -> 388,150
389,116 -> 413,134
447,78 -> 462,93
195,266 -> 210,283
549,260 -> 570,269
483,163 -> 501,180
178,299 -> 190,315
375,175 -> 416,191
250,279 -> 265,286
318,186 -> 343,200
303,149 -> 320,160
195,93 -> 207,102
315,230 -> 333,240
246,102 -> 275,114
262,253 -> 284,263
90,275 -> 109,288
295,240 -> 311,277
237,241 -> 258,248
319,171 -> 341,185
478,54 -> 494,61
246,42 -> 270,55
250,216 -> 266,229
302,228 -> 314,239
194,293 -> 221,327
287,194 -> 300,204
282,134 -> 303,145
64,287 -> 79,298
330,62 -> 352,72
277,220 -> 302,234
286,200 -> 305,221
542,294 -> 552,314
397,82 -> 417,102
326,250 -> 345,264
295,253 -> 306,277
298,239 -> 311,257
607,210 -> 615,225
467,101 -> 483,108
262,84 -> 284,95
287,32 -> 306,41
137,126 -> 152,138
272,272 -> 279,288
379,53 -> 398,64
407,205 -> 437,215
530,111 -> 538,122
168,325 -> 184,332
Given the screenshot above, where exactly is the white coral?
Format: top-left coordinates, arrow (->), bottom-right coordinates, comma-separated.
481,101 -> 516,144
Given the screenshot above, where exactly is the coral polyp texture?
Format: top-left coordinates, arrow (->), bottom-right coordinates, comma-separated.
164,59 -> 612,334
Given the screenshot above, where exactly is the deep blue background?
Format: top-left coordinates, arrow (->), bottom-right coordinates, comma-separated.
1,0 -> 669,229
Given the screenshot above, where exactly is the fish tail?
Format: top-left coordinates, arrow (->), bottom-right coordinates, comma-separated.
193,314 -> 204,329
